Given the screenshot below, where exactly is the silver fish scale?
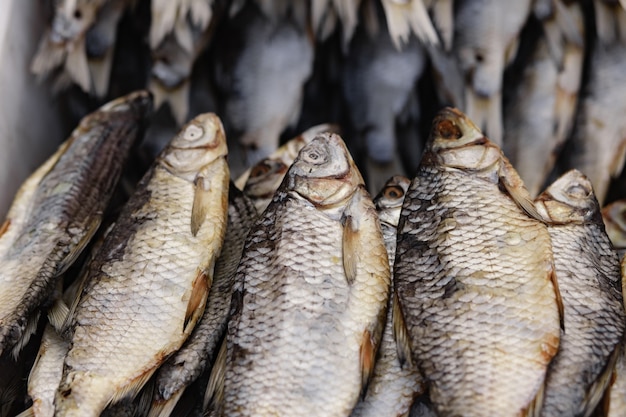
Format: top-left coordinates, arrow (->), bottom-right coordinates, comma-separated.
223,193 -> 372,416
155,184 -> 258,402
394,164 -> 560,417
541,222 -> 625,416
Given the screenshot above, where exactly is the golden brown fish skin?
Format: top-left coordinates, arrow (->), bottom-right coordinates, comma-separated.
534,170 -> 626,417
602,200 -> 626,259
351,175 -> 423,417
55,113 -> 229,417
149,183 -> 259,417
217,133 -> 390,416
608,255 -> 626,417
0,91 -> 152,358
394,108 -> 561,417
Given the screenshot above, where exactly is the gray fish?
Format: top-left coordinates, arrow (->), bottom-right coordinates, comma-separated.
351,175 -> 423,417
602,200 -> 626,259
217,4 -> 314,165
534,170 -> 626,417
0,91 -> 152,358
503,1 -> 584,198
210,133 -> 390,416
566,3 -> 626,204
342,14 -> 426,192
55,113 -> 230,417
149,183 -> 258,417
394,107 -> 562,417
454,0 -> 534,145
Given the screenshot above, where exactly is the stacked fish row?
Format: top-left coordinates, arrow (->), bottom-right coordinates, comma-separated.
31,0 -> 626,204
2,90 -> 626,417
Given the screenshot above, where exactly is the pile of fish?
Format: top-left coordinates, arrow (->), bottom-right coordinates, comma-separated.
29,0 -> 626,201
2,88 -> 626,417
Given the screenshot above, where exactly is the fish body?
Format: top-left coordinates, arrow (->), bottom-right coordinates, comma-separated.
218,4 -> 314,165
0,91 -> 152,357
567,5 -> 626,205
454,0 -> 533,145
503,2 -> 584,198
216,133 -> 390,416
150,183 -> 258,417
351,175 -> 423,417
534,169 -> 626,417
394,108 -> 562,416
54,113 -> 230,417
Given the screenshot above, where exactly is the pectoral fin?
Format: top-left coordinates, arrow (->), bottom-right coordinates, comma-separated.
191,176 -> 211,237
183,270 -> 210,332
204,336 -> 227,413
56,217 -> 102,277
499,158 -> 548,223
359,329 -> 376,399
342,214 -> 358,285
392,291 -> 413,368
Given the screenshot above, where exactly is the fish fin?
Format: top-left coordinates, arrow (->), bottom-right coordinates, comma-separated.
341,214 -> 358,285
169,80 -> 191,126
191,175 -> 212,237
542,19 -> 565,70
609,138 -> 626,179
499,158 -> 548,223
359,329 -> 376,399
204,336 -> 227,412
0,219 -> 9,239
524,377 -> 545,417
89,47 -> 115,98
548,267 -> 565,331
14,407 -> 35,417
581,344 -> 621,417
56,218 -> 101,276
47,298 -> 70,332
109,367 -> 157,406
148,389 -> 185,417
184,270 -> 210,332
11,311 -> 41,360
64,37 -> 92,93
31,35 -> 67,77
431,0 -> 454,51
392,290 -> 413,368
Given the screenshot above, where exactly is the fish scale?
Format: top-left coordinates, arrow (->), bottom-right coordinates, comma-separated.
394,108 -> 561,417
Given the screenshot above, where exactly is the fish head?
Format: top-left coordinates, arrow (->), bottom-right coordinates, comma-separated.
98,90 -> 154,117
50,0 -> 98,44
427,107 -> 501,174
374,175 -> 411,227
244,158 -> 290,202
288,133 -> 364,207
602,200 -> 626,249
535,169 -> 601,224
161,113 -> 228,181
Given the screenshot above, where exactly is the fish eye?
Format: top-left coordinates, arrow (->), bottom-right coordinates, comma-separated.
250,161 -> 274,178
183,124 -> 204,141
434,119 -> 463,140
565,184 -> 590,199
384,185 -> 404,199
303,149 -> 326,164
